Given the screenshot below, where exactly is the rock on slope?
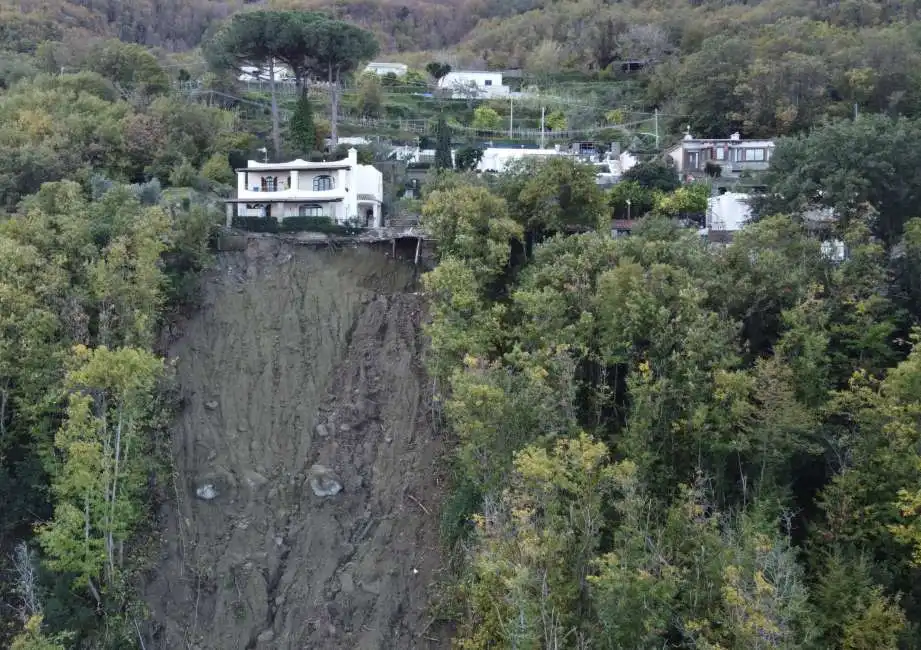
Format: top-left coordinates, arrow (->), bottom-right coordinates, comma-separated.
143,238 -> 447,649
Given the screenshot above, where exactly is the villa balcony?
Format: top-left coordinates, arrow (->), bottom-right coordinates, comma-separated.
236,187 -> 348,202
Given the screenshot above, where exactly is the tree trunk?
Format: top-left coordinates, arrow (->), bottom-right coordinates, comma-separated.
108,404 -> 123,575
0,381 -> 7,440
87,576 -> 102,607
85,492 -> 104,598
269,59 -> 281,160
329,64 -> 339,149
99,395 -> 114,584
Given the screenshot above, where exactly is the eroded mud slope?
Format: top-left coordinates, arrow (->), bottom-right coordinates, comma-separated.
144,238 -> 447,650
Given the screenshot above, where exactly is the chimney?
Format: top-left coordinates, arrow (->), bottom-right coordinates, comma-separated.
730,132 -> 741,141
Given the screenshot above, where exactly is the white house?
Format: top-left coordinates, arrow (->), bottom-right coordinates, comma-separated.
707,192 -> 752,231
237,63 -> 293,83
364,62 -> 408,77
438,71 -> 509,99
476,147 -> 565,173
667,131 -> 775,180
226,148 -> 383,227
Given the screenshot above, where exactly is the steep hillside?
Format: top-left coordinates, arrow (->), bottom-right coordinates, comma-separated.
0,0 -> 487,52
143,237 -> 448,649
6,0 -> 921,56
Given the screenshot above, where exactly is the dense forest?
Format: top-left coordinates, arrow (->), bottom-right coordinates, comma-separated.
420,154 -> 921,648
0,49 -> 241,648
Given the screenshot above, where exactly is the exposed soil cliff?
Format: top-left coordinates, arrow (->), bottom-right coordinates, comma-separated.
143,237 -> 447,649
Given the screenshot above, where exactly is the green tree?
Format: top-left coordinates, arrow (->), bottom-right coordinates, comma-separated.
425,61 -> 450,81
605,108 -> 625,124
655,183 -> 710,217
457,434 -> 616,648
455,146 -> 484,172
200,153 -> 234,186
204,11 -> 329,157
37,345 -> 163,603
421,258 -> 505,381
85,40 -> 169,96
622,158 -> 680,192
356,72 -> 383,118
501,157 -> 608,248
404,69 -> 428,87
753,115 -> 921,245
434,117 -> 453,170
422,183 -> 522,283
309,18 -> 379,147
841,589 -> 906,650
289,93 -> 317,154
471,105 -> 501,131
545,109 -> 567,131
608,179 -> 654,219
10,615 -> 70,650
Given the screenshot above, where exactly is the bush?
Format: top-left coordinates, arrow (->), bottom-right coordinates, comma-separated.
230,216 -> 365,235
200,153 -> 235,186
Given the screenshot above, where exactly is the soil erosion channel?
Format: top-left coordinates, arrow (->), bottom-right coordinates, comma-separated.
144,238 -> 446,649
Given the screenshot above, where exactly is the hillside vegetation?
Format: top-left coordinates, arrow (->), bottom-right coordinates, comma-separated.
7,0 -> 921,140
419,158 -> 921,649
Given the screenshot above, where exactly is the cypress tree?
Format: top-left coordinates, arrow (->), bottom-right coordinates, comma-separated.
434,117 -> 453,170
289,93 -> 317,154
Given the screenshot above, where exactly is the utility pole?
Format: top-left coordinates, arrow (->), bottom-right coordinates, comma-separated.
654,108 -> 660,149
540,105 -> 545,149
854,103 -> 859,120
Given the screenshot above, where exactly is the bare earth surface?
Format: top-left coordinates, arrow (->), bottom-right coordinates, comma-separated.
143,238 -> 448,649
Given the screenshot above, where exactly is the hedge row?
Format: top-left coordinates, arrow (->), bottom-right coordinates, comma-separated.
231,216 -> 365,235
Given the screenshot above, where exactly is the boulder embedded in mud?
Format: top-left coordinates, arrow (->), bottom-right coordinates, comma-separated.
315,423 -> 329,438
195,484 -> 218,500
256,629 -> 275,643
205,400 -> 219,410
308,464 -> 342,497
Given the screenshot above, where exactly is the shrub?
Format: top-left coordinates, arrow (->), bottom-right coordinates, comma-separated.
230,216 -> 365,235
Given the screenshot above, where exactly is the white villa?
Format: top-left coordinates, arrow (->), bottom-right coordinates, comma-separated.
476,147 -> 563,173
438,71 -> 510,99
225,148 -> 383,227
364,62 -> 408,77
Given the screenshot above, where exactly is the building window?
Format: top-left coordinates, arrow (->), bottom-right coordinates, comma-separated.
245,203 -> 267,217
261,176 -> 279,191
744,148 -> 765,162
484,79 -> 493,86
313,175 -> 334,191
299,204 -> 324,217
715,147 -> 726,161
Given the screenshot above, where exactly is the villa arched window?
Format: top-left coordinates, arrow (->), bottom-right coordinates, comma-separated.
299,204 -> 324,217
313,175 -> 334,191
